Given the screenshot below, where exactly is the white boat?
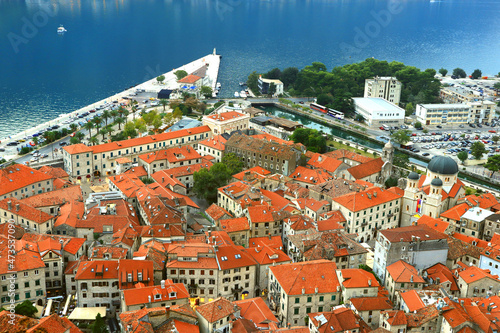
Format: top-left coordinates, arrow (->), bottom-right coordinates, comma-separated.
240,91 -> 247,98
216,82 -> 221,89
234,92 -> 240,98
57,25 -> 67,33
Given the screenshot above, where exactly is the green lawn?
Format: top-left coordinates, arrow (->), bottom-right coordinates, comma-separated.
327,140 -> 376,158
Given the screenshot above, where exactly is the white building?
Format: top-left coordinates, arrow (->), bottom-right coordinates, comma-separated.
258,76 -> 284,97
416,104 -> 470,126
468,100 -> 496,124
353,97 -> 405,128
364,77 -> 402,105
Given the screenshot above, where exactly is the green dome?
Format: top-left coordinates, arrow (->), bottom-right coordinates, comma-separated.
427,156 -> 458,175
408,172 -> 419,180
431,178 -> 443,186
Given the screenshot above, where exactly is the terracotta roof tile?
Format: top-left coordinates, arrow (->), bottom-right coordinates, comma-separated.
205,111 -> 247,122
347,158 -> 384,179
289,166 -> 333,185
164,161 -> 213,178
307,153 -> 343,173
339,269 -> 379,289
349,296 -> 393,311
333,186 -> 401,212
380,224 -> 447,243
139,145 -> 201,164
199,134 -> 227,151
234,297 -> 278,329
108,173 -> 145,198
26,314 -> 82,333
0,198 -> 53,224
248,236 -> 283,249
400,290 -> 426,312
386,260 -> 425,283
246,245 -> 291,265
38,165 -> 69,179
20,185 -> 82,208
122,281 -> 189,306
62,143 -> 93,154
178,74 -> 201,84
416,215 -> 451,234
196,297 -> 240,323
0,311 -> 38,332
0,247 -> 45,274
458,265 -> 499,284
0,164 -> 53,197
205,203 -> 232,221
220,217 -> 250,233
324,149 -> 373,164
269,260 -> 340,295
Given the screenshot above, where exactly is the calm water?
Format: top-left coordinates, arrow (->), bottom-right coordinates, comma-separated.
1,0 -> 499,138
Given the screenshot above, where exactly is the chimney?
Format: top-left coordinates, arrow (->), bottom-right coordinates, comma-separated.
460,300 -> 464,306
436,277 -> 440,284
7,201 -> 12,211
77,213 -> 80,219
368,279 -> 372,286
162,177 -> 164,183
315,287 -> 318,294
301,288 -> 305,294
148,295 -> 151,303
161,280 -> 165,289
410,275 -> 414,283
15,204 -> 20,212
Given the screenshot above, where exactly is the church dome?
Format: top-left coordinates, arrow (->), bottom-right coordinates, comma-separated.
427,156 -> 458,175
408,172 -> 419,180
431,178 -> 443,186
384,140 -> 393,149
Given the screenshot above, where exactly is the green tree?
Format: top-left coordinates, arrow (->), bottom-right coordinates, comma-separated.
200,86 -> 213,99
316,93 -> 334,106
354,114 -> 364,122
471,69 -> 482,80
492,135 -> 499,144
14,300 -> 38,317
453,68 -> 467,78
414,121 -> 422,129
123,122 -> 138,138
101,110 -> 110,126
115,117 -> 125,130
471,141 -> 487,160
110,109 -> 119,122
493,82 -> 500,95
143,110 -> 159,126
156,75 -> 165,84
174,70 -> 188,80
69,123 -> 78,132
99,128 -> 109,140
89,313 -> 109,333
484,155 -> 500,177
221,153 -> 244,175
390,129 -> 411,145
90,136 -> 99,146
193,163 -> 232,203
264,68 -> 281,79
268,83 -> 277,96
457,151 -> 468,164
393,153 -> 410,169
247,71 -> 260,95
160,99 -> 168,111
70,136 -> 80,145
289,128 -> 326,153
438,68 -> 448,77
172,107 -> 183,119
405,102 -> 415,117
134,118 -> 147,136
84,121 -> 94,139
152,116 -> 163,133
280,67 -> 299,89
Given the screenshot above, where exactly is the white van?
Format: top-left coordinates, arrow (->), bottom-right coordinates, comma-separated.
382,124 -> 390,131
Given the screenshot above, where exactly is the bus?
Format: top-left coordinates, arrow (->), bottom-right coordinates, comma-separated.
310,103 -> 327,113
327,108 -> 344,119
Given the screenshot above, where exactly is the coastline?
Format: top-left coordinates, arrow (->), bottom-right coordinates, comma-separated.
0,52 -> 221,161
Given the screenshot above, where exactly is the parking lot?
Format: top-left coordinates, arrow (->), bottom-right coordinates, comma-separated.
405,126 -> 500,160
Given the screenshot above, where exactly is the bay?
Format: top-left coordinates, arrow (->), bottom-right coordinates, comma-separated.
0,0 -> 499,138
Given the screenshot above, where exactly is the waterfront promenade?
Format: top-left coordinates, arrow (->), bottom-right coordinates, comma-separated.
0,51 -> 221,161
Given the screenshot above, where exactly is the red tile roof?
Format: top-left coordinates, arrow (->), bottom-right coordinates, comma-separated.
339,269 -> 379,289
165,160 -> 213,178
139,145 -> 201,164
0,247 -> 45,274
0,198 -> 54,224
0,311 -> 38,333
347,158 -> 385,179
380,224 -> 447,243
195,297 -> 240,323
333,186 -> 401,212
462,193 -> 499,209
178,74 -> 201,84
451,232 -> 489,248
440,202 -> 470,221
162,319 -> 200,333
62,143 -> 93,154
458,265 -> 499,284
286,215 -> 315,232
246,245 -> 291,265
216,244 -> 257,270
124,165 -> 148,178
325,149 -> 373,164
416,215 -> 450,234
317,213 -> 345,232
248,236 -> 283,249
108,173 -> 145,198
84,126 -> 211,154
289,166 -> 333,185
269,260 -> 340,295
122,281 -> 189,306
424,263 -> 459,291
0,164 -> 53,197
89,246 -> 128,260
308,307 -> 363,333
307,153 -> 343,173
220,217 -> 250,233
20,185 -> 82,208
205,111 -> 247,122
382,310 -> 407,326
205,203 -> 232,221
349,296 -> 393,311
199,134 -> 227,150
26,314 -> 82,333
386,260 -> 425,283
53,200 -> 85,228
400,290 -> 426,312
38,165 -> 69,179
234,297 -> 278,329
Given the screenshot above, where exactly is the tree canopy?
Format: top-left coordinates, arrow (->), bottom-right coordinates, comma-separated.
457,151 -> 468,164
15,300 -> 38,317
453,68 -> 467,78
471,69 -> 482,79
221,153 -> 244,175
484,155 -> 500,176
471,141 -> 487,160
174,70 -> 188,80
200,86 -> 213,99
193,163 -> 233,203
390,129 -> 411,145
438,68 -> 448,77
289,128 -> 327,153
89,313 -> 109,333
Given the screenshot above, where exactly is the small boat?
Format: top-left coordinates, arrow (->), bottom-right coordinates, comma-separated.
57,25 -> 67,33
216,82 -> 221,89
234,92 -> 240,98
240,91 -> 247,98
239,82 -> 247,86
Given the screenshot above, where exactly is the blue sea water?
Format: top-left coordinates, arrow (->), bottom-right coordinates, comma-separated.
0,0 -> 499,138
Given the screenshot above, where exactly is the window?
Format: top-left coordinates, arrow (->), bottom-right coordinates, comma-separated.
307,296 -> 312,303
319,296 -> 324,302
294,308 -> 299,315
295,297 -> 299,304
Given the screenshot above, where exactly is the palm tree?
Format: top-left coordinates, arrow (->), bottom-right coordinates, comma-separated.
84,121 -> 94,139
160,99 -> 168,111
93,116 -> 102,129
115,117 -> 125,130
76,132 -> 85,142
117,106 -> 125,118
69,123 -> 78,133
100,128 -> 109,140
131,105 -> 138,120
110,110 -> 119,122
122,109 -> 130,119
90,136 -> 99,146
102,110 -> 111,126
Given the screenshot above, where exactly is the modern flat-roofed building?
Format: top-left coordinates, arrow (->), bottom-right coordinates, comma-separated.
468,100 -> 496,124
364,76 -> 402,105
258,76 -> 284,97
440,86 -> 476,104
353,97 -> 405,128
416,103 -> 470,126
